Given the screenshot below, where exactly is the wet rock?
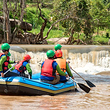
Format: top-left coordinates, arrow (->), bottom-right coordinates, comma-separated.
96,71 -> 110,76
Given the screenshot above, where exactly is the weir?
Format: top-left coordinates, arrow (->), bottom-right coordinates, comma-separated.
1,45 -> 110,74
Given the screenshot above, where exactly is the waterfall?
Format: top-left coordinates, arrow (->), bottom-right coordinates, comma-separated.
1,45 -> 110,74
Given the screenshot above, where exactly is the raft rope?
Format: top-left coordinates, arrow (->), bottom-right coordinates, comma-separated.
50,79 -> 74,88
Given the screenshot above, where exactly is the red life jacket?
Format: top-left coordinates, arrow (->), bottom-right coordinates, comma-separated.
0,53 -> 10,72
15,60 -> 26,73
41,59 -> 55,77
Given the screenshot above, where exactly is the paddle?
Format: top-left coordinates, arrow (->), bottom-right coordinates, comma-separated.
70,78 -> 91,93
4,63 -> 17,75
70,68 -> 96,87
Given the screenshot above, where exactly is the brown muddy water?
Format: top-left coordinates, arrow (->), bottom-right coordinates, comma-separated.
0,73 -> 110,110
0,45 -> 110,110
0,84 -> 110,110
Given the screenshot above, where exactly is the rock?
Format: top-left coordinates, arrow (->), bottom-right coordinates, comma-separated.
10,19 -> 32,31
96,71 -> 110,76
0,16 -> 32,31
47,37 -> 69,44
108,39 -> 110,45
42,39 -> 48,44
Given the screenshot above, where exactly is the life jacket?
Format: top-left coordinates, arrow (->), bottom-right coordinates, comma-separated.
41,59 -> 56,77
55,58 -> 66,74
15,60 -> 26,73
0,53 -> 10,72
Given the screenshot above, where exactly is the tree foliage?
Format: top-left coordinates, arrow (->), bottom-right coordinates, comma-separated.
0,0 -> 110,44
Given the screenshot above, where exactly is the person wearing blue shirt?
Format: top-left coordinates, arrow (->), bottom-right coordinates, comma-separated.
41,50 -> 68,84
12,54 -> 32,79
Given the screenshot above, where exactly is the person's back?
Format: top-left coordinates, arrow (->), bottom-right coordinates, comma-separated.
41,50 -> 68,84
55,50 -> 74,82
55,58 -> 66,73
12,54 -> 32,79
41,58 -> 57,81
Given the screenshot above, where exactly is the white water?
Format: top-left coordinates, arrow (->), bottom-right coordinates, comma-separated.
7,48 -> 110,75
1,45 -> 110,75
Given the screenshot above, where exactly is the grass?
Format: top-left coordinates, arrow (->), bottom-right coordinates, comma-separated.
93,35 -> 109,44
29,25 -> 66,39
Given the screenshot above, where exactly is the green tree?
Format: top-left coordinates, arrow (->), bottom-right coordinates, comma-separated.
52,0 -> 94,44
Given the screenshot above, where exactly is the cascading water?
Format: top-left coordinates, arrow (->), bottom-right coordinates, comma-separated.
3,45 -> 110,75
67,50 -> 110,75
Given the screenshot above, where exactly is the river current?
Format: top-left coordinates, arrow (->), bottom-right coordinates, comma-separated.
0,45 -> 110,110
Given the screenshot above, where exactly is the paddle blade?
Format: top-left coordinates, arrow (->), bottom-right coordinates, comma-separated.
85,80 -> 96,87
78,83 -> 90,93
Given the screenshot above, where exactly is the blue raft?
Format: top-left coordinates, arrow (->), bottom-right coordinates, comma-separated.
0,73 -> 77,95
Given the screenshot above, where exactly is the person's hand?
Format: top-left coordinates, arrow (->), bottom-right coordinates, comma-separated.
71,76 -> 74,79
65,74 -> 69,77
1,73 -> 4,77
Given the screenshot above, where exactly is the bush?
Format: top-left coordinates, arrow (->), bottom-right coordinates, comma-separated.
93,35 -> 109,44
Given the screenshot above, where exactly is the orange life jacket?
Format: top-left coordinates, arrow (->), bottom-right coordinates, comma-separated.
41,59 -> 55,77
55,58 -> 66,75
15,60 -> 26,73
0,53 -> 10,72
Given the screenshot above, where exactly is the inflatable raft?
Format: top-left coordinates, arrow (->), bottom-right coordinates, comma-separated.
0,73 -> 77,95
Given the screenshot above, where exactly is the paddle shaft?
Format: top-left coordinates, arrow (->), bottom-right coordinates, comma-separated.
71,68 -> 86,81
70,67 -> 96,87
4,63 -> 17,75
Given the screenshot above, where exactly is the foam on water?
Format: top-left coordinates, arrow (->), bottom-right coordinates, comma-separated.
74,62 -> 110,75
1,45 -> 110,75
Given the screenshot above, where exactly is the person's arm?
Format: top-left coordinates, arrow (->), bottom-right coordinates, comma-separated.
0,56 -> 7,77
25,63 -> 32,77
8,64 -> 15,70
56,65 -> 67,76
66,63 -> 74,79
9,60 -> 15,64
41,61 -> 44,68
9,60 -> 19,64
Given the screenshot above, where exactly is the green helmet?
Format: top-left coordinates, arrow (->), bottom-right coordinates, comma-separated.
54,44 -> 62,51
7,52 -> 11,56
1,43 -> 10,50
46,50 -> 55,58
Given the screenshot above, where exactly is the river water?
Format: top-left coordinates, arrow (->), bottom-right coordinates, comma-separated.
0,45 -> 110,110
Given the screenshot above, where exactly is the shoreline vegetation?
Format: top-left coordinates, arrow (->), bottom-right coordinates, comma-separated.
0,0 -> 110,45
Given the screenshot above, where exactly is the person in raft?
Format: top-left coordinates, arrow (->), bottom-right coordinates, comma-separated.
0,43 -> 19,77
7,52 -> 15,71
55,50 -> 74,82
54,44 -> 62,59
41,50 -> 68,84
12,54 -> 32,79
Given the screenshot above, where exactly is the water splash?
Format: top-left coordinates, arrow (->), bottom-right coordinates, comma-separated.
1,46 -> 110,75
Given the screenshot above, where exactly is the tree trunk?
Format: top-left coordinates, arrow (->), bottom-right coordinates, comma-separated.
11,0 -> 26,43
3,0 -> 11,43
66,29 -> 74,44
